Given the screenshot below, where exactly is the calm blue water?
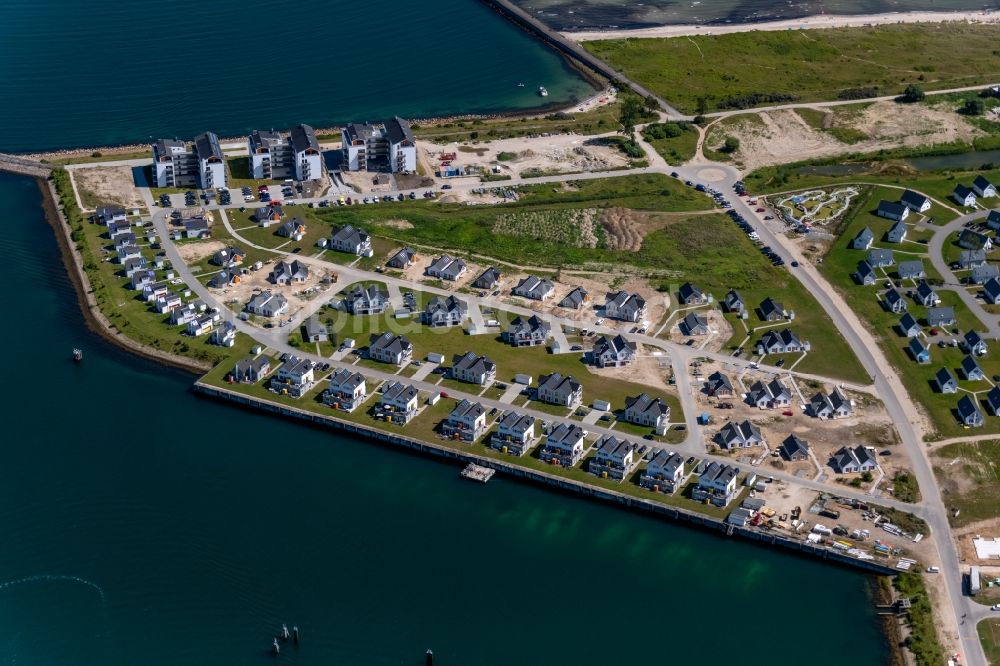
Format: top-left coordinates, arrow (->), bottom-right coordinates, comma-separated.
0,170 -> 889,664
0,0 -> 593,153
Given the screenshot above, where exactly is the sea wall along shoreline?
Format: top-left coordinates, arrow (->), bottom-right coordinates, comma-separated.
195,380 -> 899,578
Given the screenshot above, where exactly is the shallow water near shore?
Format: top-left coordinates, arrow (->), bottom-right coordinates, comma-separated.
0,169 -> 890,663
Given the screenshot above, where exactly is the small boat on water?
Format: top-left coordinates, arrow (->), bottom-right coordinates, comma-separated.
517,82 -> 524,87
538,86 -> 548,97
72,348 -> 83,362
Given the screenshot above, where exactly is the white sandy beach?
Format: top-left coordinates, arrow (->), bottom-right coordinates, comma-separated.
562,9 -> 1000,41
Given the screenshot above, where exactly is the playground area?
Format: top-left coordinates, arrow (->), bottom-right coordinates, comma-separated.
773,187 -> 860,227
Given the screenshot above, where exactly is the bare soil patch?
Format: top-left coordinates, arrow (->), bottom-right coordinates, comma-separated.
72,166 -> 144,210
720,102 -> 985,172
178,240 -> 225,265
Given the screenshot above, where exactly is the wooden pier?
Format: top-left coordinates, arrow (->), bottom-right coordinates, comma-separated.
461,463 -> 495,483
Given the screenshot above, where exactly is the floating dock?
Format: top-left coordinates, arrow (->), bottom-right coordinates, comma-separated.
461,463 -> 495,483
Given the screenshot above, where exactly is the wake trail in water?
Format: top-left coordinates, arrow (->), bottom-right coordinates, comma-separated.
0,575 -> 107,604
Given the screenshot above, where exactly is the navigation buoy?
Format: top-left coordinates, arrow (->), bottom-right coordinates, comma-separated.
272,638 -> 280,655
292,626 -> 300,644
426,648 -> 434,665
281,624 -> 289,641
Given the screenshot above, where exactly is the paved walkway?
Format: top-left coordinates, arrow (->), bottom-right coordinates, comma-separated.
117,129 -> 986,664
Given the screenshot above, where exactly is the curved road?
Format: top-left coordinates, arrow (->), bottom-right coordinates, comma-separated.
87,126 -> 984,664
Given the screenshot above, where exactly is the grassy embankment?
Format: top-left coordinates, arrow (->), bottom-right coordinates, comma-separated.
302,174 -> 866,382
51,168 -> 255,367
584,23 -> 1000,114
814,184 -> 1000,438
893,572 -> 946,666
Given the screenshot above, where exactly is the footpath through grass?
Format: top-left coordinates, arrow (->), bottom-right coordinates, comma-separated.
585,23 -> 1000,114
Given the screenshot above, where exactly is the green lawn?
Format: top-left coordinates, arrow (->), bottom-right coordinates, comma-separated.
312,192 -> 862,385
978,619 -> 1000,666
641,121 -> 699,164
329,301 -> 683,416
51,169 -> 255,369
311,173 -> 714,269
584,23 -> 1000,114
818,186 -> 999,438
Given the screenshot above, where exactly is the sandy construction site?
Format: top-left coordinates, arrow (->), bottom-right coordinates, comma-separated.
420,132 -> 631,180
710,101 -> 986,172
692,361 -> 911,489
71,165 -> 144,211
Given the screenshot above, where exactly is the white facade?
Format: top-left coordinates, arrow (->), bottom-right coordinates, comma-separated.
341,117 -> 416,173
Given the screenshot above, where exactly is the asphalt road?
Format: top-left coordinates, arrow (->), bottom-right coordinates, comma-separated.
102,127 -> 986,664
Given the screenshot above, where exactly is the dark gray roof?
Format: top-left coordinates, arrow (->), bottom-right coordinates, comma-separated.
369,332 -> 412,355
382,381 -> 418,403
498,410 -> 533,434
538,372 -> 581,394
194,132 -> 223,160
900,189 -> 929,208
452,352 -> 495,376
329,367 -> 365,391
290,123 -> 319,153
449,398 -> 485,421
593,334 -> 636,356
986,277 -> 1000,299
780,434 -> 810,458
957,394 -> 982,420
878,200 -> 907,218
249,129 -> 283,152
935,366 -> 956,388
955,184 -> 975,199
548,422 -> 585,445
385,116 -> 414,145
897,259 -> 925,277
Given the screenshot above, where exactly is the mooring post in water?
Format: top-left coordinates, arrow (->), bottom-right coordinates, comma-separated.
281,624 -> 289,641
292,626 -> 299,644
272,638 -> 280,655
426,648 -> 434,665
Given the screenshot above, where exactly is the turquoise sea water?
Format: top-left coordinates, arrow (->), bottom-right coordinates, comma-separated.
0,0 -> 593,153
0,170 -> 889,664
